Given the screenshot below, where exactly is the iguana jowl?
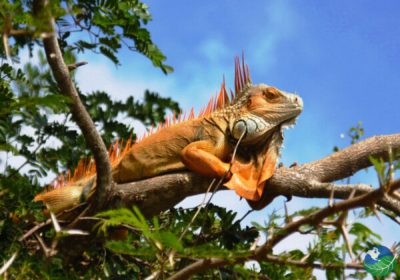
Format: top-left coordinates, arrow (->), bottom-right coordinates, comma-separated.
35,57 -> 303,213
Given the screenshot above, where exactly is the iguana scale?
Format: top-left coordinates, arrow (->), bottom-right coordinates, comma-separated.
34,57 -> 303,213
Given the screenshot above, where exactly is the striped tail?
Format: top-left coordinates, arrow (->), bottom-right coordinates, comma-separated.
34,181 -> 95,214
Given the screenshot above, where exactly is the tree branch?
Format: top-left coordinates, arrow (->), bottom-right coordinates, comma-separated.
107,134 -> 400,217
263,255 -> 363,270
35,0 -> 112,212
297,134 -> 400,182
168,179 -> 399,279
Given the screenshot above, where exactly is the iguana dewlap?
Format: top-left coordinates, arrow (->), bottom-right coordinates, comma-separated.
35,58 -> 303,213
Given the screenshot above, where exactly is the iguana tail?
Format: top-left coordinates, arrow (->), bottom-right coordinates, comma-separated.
34,184 -> 94,213
34,139 -> 130,214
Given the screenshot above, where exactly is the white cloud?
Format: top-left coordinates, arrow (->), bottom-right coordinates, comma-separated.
198,38 -> 233,64
74,38 -> 237,120
76,59 -> 159,101
248,0 -> 299,71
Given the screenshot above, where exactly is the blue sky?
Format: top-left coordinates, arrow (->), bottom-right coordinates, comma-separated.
73,0 -> 399,270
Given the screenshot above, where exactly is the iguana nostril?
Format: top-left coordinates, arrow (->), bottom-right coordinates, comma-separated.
297,96 -> 304,108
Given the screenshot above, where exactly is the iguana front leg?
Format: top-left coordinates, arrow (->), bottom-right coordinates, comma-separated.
181,140 -> 231,178
181,140 -> 267,202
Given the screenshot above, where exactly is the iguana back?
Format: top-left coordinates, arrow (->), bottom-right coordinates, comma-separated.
35,57 -> 303,213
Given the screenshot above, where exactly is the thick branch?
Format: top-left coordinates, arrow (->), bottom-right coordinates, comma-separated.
107,134 -> 400,217
297,134 -> 400,182
36,0 -> 111,212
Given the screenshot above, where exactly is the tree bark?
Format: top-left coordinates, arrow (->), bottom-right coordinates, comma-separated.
35,0 -> 112,213
106,133 -> 400,217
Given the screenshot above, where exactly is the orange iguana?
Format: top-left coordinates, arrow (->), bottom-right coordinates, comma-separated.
34,57 -> 303,213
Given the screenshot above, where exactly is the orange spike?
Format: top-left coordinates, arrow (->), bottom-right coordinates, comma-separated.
123,138 -> 132,157
242,52 -> 247,84
205,97 -> 213,115
85,160 -> 91,176
198,107 -> 204,118
44,54 -> 253,193
217,77 -> 229,109
212,95 -> 217,111
234,57 -> 239,93
89,159 -> 95,174
235,56 -> 243,94
217,89 -> 224,109
110,140 -> 119,162
246,65 -> 250,84
116,140 -> 123,160
230,89 -> 235,102
189,107 -> 195,119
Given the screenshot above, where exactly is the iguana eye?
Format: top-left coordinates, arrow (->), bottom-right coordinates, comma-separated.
264,88 -> 279,100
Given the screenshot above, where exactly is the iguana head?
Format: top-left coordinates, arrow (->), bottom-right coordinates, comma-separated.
224,84 -> 302,209
218,58 -> 303,208
229,84 -> 303,144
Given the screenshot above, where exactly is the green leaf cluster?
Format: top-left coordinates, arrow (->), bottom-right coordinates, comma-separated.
0,0 -> 173,73
0,53 -> 179,279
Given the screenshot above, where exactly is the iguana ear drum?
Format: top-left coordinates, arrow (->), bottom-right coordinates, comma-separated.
231,114 -> 272,143
232,119 -> 247,140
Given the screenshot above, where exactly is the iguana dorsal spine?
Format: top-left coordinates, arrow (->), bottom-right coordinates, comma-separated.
35,56 -> 303,213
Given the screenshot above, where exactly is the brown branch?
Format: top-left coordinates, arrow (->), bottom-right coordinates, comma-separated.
67,61 -> 88,71
34,0 -> 112,212
264,255 -> 363,270
9,29 -> 33,36
18,219 -> 52,242
168,179 -> 400,279
297,134 -> 400,182
105,134 -> 400,217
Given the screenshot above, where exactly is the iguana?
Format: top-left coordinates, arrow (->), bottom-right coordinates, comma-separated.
34,57 -> 303,213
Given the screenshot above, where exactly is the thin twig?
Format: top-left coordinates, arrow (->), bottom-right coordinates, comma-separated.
34,233 -> 51,257
264,254 -> 363,270
167,179 -> 400,280
0,252 -> 18,276
178,179 -> 216,242
67,61 -> 88,71
18,219 -> 53,242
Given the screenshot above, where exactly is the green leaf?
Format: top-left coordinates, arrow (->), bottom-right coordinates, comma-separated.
106,240 -> 156,256
156,231 -> 183,252
369,156 -> 386,186
99,46 -> 120,65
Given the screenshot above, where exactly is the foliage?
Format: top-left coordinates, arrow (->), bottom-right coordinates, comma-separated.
0,1 -> 399,279
0,0 -> 172,73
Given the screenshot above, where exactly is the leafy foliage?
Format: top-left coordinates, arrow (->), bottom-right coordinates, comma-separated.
98,204 -> 258,278
0,43 -> 179,280
0,0 -> 173,73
